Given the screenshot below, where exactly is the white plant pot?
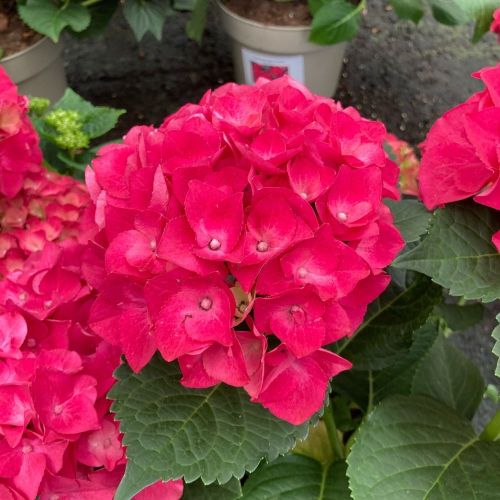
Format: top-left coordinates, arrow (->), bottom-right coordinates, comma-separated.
217,0 -> 347,97
1,36 -> 67,102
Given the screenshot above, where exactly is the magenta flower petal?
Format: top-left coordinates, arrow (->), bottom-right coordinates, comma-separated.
157,216 -> 224,275
155,275 -> 235,361
288,154 -> 335,202
185,181 -> 244,259
134,479 -> 184,500
352,218 -> 405,272
163,116 -> 221,173
179,353 -> 219,388
32,369 -> 99,435
90,276 -> 154,372
76,416 -> 124,471
280,225 -> 370,300
202,339 -> 250,387
255,346 -> 351,424
0,311 -> 27,360
254,288 -> 326,357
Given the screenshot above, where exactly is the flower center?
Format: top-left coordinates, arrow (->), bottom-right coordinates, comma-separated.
22,445 -> 33,453
26,338 -> 36,348
336,211 -> 348,222
199,297 -> 213,311
256,241 -> 269,252
150,239 -> 156,251
53,404 -> 63,415
18,292 -> 27,302
44,300 -> 53,309
300,192 -> 308,200
208,238 -> 221,251
297,267 -> 308,279
103,438 -> 112,449
290,305 -> 302,313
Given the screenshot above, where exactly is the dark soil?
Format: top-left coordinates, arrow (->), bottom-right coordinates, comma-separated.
0,7 -> 42,58
63,1 -> 499,146
224,0 -> 311,26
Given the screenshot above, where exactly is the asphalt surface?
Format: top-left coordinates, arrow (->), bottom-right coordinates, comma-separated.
64,0 -> 500,428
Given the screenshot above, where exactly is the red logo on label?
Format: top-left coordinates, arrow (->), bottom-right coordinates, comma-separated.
251,62 -> 289,81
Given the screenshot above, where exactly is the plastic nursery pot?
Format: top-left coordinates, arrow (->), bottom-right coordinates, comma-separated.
216,0 -> 347,97
1,37 -> 67,102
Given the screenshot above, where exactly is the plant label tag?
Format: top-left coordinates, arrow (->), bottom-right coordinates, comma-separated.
241,48 -> 305,85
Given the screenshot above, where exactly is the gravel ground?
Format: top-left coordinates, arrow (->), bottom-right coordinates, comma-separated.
63,0 -> 500,428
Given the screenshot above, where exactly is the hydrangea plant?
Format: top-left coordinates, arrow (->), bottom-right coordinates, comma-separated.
0,62 -> 499,499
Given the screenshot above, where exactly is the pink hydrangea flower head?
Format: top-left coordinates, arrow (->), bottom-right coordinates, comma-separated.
419,63 -> 500,250
86,75 -> 403,425
0,68 -> 42,199
0,158 -> 180,497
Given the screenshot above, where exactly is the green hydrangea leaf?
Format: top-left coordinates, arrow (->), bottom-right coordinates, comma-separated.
385,199 -> 432,245
54,88 -> 95,115
109,357 -> 313,499
333,322 -> 438,410
444,0 -> 500,40
347,395 -> 500,500
53,89 -> 125,139
81,107 -> 125,139
411,334 -> 485,419
74,0 -> 119,38
186,0 -> 209,42
309,0 -> 364,45
388,0 -> 425,23
122,0 -> 172,41
183,478 -> 242,500
337,274 -> 442,371
434,302 -> 484,332
18,0 -> 91,42
394,201 -> 500,303
242,455 -> 350,500
471,0 -> 500,41
429,0 -> 470,25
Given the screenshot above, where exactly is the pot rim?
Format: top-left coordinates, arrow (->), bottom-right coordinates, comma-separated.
1,36 -> 50,63
216,0 -> 312,32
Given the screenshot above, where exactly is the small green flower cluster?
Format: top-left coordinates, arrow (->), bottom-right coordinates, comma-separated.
28,97 -> 50,117
44,109 -> 89,152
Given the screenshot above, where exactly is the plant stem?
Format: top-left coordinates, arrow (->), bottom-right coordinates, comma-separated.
323,404 -> 345,460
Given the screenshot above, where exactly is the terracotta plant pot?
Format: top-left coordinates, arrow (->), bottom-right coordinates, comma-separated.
216,0 -> 347,97
2,37 -> 67,102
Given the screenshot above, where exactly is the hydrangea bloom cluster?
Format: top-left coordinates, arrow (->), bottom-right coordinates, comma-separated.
419,64 -> 500,251
0,169 -> 94,278
86,76 -> 404,425
0,71 -> 182,499
0,68 -> 41,199
385,133 -> 420,197
44,109 -> 90,152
